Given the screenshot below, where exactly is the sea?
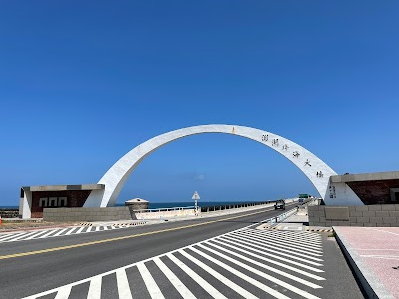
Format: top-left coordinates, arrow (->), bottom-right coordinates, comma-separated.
1,200 -> 270,210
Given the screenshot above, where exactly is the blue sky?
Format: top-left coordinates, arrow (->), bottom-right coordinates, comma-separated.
1,1 -> 399,206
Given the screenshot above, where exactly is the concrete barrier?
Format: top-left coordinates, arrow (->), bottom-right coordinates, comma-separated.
43,207 -> 134,222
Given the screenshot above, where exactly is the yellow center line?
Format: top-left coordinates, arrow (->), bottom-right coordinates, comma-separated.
0,208 -> 272,260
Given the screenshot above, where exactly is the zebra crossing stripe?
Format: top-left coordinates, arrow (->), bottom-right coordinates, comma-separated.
217,235 -> 324,272
65,227 -> 78,235
37,229 -> 59,239
25,230 -> 50,240
187,246 -> 291,299
116,269 -> 133,299
167,253 -> 229,299
153,257 -> 197,299
210,238 -> 325,279
0,232 -> 27,242
75,227 -> 86,234
265,229 -> 322,242
53,228 -> 69,237
249,230 -> 323,248
221,234 -> 324,266
228,232 -> 324,262
86,226 -> 93,232
87,275 -> 102,299
95,226 -> 101,232
137,262 -> 165,299
237,230 -> 323,255
8,231 -> 38,241
0,233 -> 14,240
178,249 -> 259,299
203,241 -> 323,289
243,229 -> 323,250
195,244 -> 322,299
54,285 -> 72,299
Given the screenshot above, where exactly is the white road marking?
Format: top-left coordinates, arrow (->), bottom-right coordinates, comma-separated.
229,231 -> 324,260
203,241 -> 323,288
0,232 -> 27,242
242,229 -> 323,249
65,227 -> 78,235
167,253 -> 228,299
179,249 -> 259,299
21,225 -> 325,299
116,268 -> 133,299
6,231 -> 38,241
75,226 -> 86,234
153,257 -> 197,299
210,238 -> 325,278
53,228 -> 69,237
264,229 -> 322,242
237,230 -> 323,255
195,244 -> 322,299
25,230 -> 50,240
87,275 -> 102,299
188,246 -> 290,299
137,262 -> 165,299
221,234 -> 324,266
38,229 -> 60,239
54,285 -> 72,299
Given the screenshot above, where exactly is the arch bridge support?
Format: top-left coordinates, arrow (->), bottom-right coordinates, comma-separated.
84,125 -> 363,207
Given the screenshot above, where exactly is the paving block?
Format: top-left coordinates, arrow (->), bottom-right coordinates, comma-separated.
325,207 -> 349,220
368,205 -> 382,211
376,211 -> 390,217
381,204 -> 397,211
389,211 -> 399,217
349,211 -> 363,217
383,217 -> 397,224
362,211 -> 376,217
350,223 -> 364,227
370,217 -> 383,223
355,206 -> 369,211
356,217 -> 370,223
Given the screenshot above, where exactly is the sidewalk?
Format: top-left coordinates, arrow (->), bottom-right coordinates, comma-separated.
334,226 -> 398,299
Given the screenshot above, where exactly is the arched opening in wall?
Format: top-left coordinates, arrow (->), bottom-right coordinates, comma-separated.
119,133 -> 318,206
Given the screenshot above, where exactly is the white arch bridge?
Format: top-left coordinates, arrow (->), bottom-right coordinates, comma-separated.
84,124 -> 362,207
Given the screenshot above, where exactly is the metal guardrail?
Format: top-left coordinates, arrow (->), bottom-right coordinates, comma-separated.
260,207 -> 298,224
260,197 -> 318,224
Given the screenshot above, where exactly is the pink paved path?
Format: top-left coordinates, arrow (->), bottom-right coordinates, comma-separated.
335,227 -> 399,298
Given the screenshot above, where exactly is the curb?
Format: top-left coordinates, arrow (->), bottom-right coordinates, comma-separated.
333,226 -> 394,299
112,222 -> 147,227
258,225 -> 333,233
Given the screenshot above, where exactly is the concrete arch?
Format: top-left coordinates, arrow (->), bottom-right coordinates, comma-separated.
84,125 -> 352,207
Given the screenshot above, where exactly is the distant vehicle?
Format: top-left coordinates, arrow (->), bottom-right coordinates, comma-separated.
298,198 -> 304,203
274,199 -> 285,210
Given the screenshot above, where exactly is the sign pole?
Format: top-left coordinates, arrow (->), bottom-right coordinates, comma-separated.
192,191 -> 200,216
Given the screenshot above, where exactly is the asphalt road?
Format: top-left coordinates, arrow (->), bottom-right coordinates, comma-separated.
0,203 -> 365,299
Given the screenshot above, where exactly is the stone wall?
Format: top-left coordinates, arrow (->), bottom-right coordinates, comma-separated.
347,179 -> 399,204
31,190 -> 92,218
309,204 -> 399,227
43,207 -> 134,222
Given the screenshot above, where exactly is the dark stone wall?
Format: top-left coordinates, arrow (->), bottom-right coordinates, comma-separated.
31,190 -> 91,218
347,179 -> 399,205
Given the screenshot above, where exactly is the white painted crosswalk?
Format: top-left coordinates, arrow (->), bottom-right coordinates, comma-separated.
23,226 -> 326,299
0,223 -> 145,243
